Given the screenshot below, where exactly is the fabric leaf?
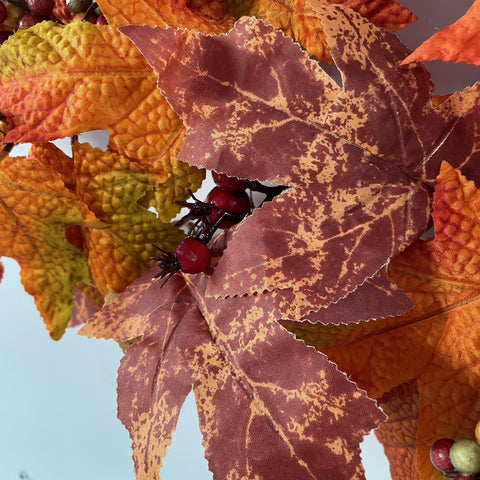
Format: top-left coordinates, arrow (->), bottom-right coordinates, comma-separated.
286,162 -> 480,480
224,0 -> 416,62
0,22 -> 153,143
80,265 -> 385,480
121,3 -> 480,318
376,381 -> 421,480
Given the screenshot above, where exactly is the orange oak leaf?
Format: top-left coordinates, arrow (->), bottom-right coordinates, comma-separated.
286,162 -> 480,480
121,3 -> 480,319
80,258 -> 385,480
0,146 -> 100,339
402,0 -> 480,66
224,0 -> 416,62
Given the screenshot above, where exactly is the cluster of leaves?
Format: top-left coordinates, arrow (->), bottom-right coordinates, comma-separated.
1,0 -> 480,479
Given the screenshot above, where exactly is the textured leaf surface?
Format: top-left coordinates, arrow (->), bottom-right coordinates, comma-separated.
327,0 -> 416,30
95,0 -> 235,30
0,22 -> 153,143
80,263 -> 385,480
376,382 -> 421,480
122,3 -> 480,318
0,147 -> 99,338
72,141 -> 184,295
0,20 -> 204,183
287,163 -> 480,480
403,0 -> 480,66
0,19 -> 204,334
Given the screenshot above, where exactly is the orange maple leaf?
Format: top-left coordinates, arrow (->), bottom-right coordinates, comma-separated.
402,0 -> 480,66
286,162 -> 480,480
95,0 -> 235,30
0,22 -> 164,147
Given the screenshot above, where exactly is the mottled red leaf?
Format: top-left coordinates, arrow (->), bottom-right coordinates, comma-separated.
285,162 -> 480,480
80,262 -> 385,479
121,3 -> 480,320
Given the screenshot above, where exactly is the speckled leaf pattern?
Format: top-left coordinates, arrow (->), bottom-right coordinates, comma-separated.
403,0 -> 480,66
119,2 -> 480,317
0,147 -> 99,339
287,163 -> 480,480
281,274 -> 413,326
80,268 -> 385,480
224,0 -> 416,62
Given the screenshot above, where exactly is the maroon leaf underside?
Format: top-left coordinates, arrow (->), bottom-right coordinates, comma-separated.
81,269 -> 385,480
120,5 -> 480,319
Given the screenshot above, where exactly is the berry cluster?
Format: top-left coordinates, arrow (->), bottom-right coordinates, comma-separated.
152,172 -> 286,285
0,0 -> 106,46
430,422 -> 480,479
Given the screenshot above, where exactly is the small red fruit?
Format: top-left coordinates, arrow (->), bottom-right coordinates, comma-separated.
18,12 -> 42,28
430,438 -> 456,474
212,171 -> 247,194
173,237 -> 211,274
205,187 -> 251,229
27,0 -> 54,16
454,475 -> 478,480
151,237 -> 211,285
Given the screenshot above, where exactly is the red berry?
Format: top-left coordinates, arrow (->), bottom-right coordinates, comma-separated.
18,12 -> 42,28
205,187 -> 251,228
0,3 -> 7,23
27,0 -> 54,16
173,237 -> 211,274
212,171 -> 247,194
454,475 -> 478,480
430,438 -> 456,474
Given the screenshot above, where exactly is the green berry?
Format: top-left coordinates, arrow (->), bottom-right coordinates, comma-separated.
450,439 -> 480,475
66,0 -> 91,14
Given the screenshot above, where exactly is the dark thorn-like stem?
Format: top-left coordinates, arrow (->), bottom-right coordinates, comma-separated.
246,180 -> 289,203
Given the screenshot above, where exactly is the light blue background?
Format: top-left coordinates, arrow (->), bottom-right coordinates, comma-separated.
1,1 -> 479,478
